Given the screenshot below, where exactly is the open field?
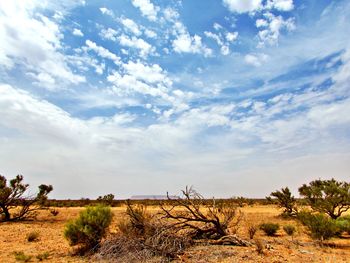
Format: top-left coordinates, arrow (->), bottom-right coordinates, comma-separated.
1,205 -> 350,262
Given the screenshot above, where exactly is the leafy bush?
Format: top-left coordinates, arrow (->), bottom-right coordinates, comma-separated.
64,205 -> 113,253
260,223 -> 280,236
26,231 -> 39,242
335,216 -> 350,235
14,251 -> 32,262
36,252 -> 50,261
298,211 -> 338,240
283,225 -> 296,236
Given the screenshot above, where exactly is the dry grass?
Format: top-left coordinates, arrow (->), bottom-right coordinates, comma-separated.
0,205 -> 349,262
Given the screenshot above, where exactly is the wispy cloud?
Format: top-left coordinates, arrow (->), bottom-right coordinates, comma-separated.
0,0 -> 349,198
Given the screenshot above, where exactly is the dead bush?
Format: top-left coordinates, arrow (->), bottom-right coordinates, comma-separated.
160,186 -> 242,239
248,225 -> 258,239
95,202 -> 191,262
255,239 -> 265,255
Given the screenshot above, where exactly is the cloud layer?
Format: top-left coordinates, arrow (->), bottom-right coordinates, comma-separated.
1,0 -> 350,199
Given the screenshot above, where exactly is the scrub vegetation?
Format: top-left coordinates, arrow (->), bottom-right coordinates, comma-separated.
1,175 -> 350,262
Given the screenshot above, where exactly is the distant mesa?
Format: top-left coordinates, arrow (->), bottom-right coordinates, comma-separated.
130,195 -> 179,200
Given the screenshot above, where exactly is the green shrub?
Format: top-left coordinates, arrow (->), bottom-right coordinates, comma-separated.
283,225 -> 296,236
64,205 -> 113,252
260,223 -> 279,236
14,251 -> 32,262
335,216 -> 350,235
36,252 -> 50,261
298,212 -> 338,240
26,231 -> 39,242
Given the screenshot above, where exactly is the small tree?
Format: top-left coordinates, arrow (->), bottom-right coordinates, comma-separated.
0,175 -> 53,222
269,187 -> 298,217
298,178 -> 350,219
97,194 -> 115,206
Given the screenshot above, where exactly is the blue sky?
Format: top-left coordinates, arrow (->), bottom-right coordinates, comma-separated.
1,0 -> 350,199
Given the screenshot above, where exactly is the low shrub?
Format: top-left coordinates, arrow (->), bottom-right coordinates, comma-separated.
283,225 -> 296,236
298,211 -> 338,240
255,239 -> 264,255
64,205 -> 113,253
335,216 -> 350,235
26,231 -> 39,242
36,252 -> 50,261
248,225 -> 258,239
14,251 -> 32,262
260,223 -> 279,236
50,209 -> 59,216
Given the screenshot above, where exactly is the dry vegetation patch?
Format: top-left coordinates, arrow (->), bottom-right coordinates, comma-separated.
0,206 -> 350,262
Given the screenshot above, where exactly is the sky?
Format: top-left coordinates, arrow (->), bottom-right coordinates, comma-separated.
0,0 -> 350,199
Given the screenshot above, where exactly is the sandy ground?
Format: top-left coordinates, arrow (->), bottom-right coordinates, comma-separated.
0,205 -> 349,262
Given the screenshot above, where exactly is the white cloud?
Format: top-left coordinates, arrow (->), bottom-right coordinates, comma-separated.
99,7 -> 113,16
332,49 -> 350,90
204,30 -> 237,56
169,19 -> 212,57
106,60 -> 175,103
107,72 -> 167,98
72,28 -> 83,37
27,72 -> 56,87
266,0 -> 294,11
226,31 -> 238,42
1,0 -> 350,200
122,61 -> 170,84
204,31 -> 223,46
213,23 -> 223,31
223,0 -> 293,13
257,12 -> 295,46
175,104 -> 235,128
118,34 -> 155,58
223,0 -> 262,13
0,84 -> 86,141
308,98 -> 350,128
131,0 -> 159,21
67,53 -> 105,75
84,40 -> 121,65
100,27 -> 119,41
144,29 -> 157,38
121,18 -> 141,36
106,60 -> 191,117
173,33 -> 212,57
256,19 -> 268,28
244,53 -> 269,67
0,1 -> 85,88
221,46 -> 230,56
163,7 -> 179,22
